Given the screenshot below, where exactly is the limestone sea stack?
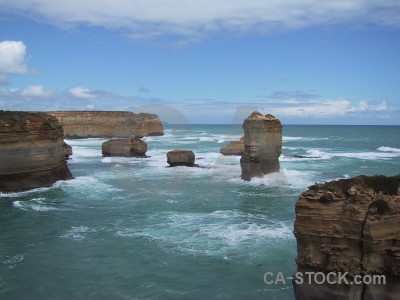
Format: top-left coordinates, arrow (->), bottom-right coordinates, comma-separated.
220,138 -> 244,156
240,112 -> 282,180
102,136 -> 148,157
293,174 -> 400,300
0,111 -> 73,193
48,111 -> 164,138
167,150 -> 196,167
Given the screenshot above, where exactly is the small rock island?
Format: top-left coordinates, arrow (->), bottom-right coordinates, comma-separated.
167,150 -> 196,167
240,112 -> 282,180
102,136 -> 148,157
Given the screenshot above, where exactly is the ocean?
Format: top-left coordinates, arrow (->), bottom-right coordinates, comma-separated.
1,125 -> 400,299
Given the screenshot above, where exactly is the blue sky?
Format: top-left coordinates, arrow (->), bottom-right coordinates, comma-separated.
0,0 -> 399,124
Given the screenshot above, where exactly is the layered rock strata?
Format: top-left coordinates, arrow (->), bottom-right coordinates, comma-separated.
102,136 -> 148,158
220,138 -> 244,156
294,174 -> 400,300
0,111 -> 73,192
167,150 -> 196,167
48,111 -> 164,138
240,112 -> 282,180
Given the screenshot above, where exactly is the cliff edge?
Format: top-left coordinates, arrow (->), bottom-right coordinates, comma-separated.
0,111 -> 72,193
48,111 -> 164,138
294,174 -> 400,300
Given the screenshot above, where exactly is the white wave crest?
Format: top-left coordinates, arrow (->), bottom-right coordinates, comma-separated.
61,225 -> 97,241
377,146 -> 400,153
63,176 -> 124,193
13,198 -> 60,212
3,254 -> 25,269
335,151 -> 400,160
283,136 -> 328,141
0,181 -> 63,198
228,168 -> 314,189
282,148 -> 400,161
116,210 -> 293,256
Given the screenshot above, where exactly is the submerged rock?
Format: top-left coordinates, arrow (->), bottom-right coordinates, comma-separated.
48,111 -> 164,138
220,138 -> 244,156
293,174 -> 400,300
102,136 -> 148,157
167,150 -> 196,167
0,111 -> 73,193
240,112 -> 282,180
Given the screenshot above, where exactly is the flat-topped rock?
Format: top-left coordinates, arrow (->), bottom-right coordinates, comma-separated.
0,111 -> 73,192
102,136 -> 148,157
48,111 -> 164,138
293,174 -> 400,300
240,111 -> 282,180
167,150 -> 196,167
220,139 -> 244,156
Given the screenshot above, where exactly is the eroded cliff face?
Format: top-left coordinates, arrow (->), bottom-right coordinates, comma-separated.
240,112 -> 282,180
294,175 -> 400,300
0,111 -> 72,192
48,111 -> 164,138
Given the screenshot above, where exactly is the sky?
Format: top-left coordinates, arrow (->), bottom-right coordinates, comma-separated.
0,0 -> 399,124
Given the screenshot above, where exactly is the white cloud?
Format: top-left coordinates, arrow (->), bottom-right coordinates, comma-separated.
0,41 -> 29,75
1,1 -> 399,43
371,101 -> 390,111
68,85 -> 96,98
21,85 -> 56,97
268,100 -> 394,117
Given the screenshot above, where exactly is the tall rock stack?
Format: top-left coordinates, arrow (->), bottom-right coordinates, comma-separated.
240,112 -> 282,180
293,175 -> 400,300
0,111 -> 73,192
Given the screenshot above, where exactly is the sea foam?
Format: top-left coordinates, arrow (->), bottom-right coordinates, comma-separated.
378,146 -> 400,153
13,198 -> 61,212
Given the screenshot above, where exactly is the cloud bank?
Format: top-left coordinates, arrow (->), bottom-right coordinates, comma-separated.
267,99 -> 394,117
1,85 -> 398,124
1,1 -> 400,43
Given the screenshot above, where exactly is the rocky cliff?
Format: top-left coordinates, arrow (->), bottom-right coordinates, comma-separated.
294,174 -> 400,300
48,111 -> 164,138
0,111 -> 72,192
240,112 -> 282,180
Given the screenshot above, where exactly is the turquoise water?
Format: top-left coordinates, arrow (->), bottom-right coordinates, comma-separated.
1,125 -> 400,299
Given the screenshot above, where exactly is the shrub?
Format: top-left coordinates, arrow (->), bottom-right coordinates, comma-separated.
370,199 -> 390,215
364,175 -> 400,195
